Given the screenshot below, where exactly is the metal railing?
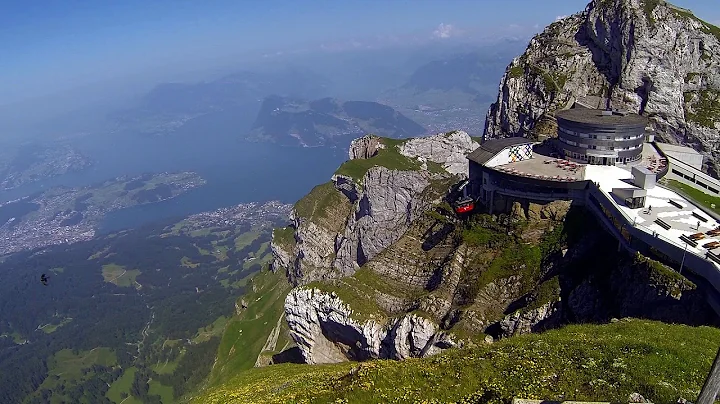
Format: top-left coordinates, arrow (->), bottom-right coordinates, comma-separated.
658,183 -> 720,222
588,185 -> 719,268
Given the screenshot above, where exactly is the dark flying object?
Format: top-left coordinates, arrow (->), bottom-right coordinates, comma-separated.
40,274 -> 49,286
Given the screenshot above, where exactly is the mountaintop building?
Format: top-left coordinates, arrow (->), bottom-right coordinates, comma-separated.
556,108 -> 648,166
463,120 -> 720,317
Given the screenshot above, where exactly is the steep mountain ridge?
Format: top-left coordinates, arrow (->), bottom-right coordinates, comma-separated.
271,132 -> 478,363
195,0 -> 720,400
268,131 -> 715,366
274,132 -> 478,285
249,96 -> 426,146
197,131 -> 719,402
379,46 -> 525,136
484,0 -> 720,172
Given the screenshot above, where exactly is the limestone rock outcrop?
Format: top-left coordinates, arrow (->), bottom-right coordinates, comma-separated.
270,235 -> 293,273
273,131 -> 476,286
348,135 -> 384,160
499,300 -> 562,338
399,131 -> 479,176
284,288 -> 457,363
334,167 -> 433,274
272,127 -> 717,367
484,0 -> 720,172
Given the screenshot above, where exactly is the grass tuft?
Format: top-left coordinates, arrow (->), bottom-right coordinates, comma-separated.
334,137 -> 425,182
272,226 -> 296,252
684,90 -> 720,128
643,0 -> 660,27
293,182 -> 352,233
192,319 -> 720,404
509,65 -> 525,79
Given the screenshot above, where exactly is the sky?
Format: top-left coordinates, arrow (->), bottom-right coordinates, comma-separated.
1,0 -> 719,107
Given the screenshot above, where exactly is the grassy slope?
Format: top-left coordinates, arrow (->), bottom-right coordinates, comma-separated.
234,230 -> 262,250
101,263 -> 141,287
667,179 -> 720,215
294,182 -> 348,222
40,317 -> 73,334
292,181 -> 353,237
149,380 -> 174,404
43,348 -> 117,389
272,226 -> 296,252
194,319 -> 719,404
193,315 -> 229,344
152,352 -> 184,375
207,268 -> 292,387
106,366 -> 139,403
334,137 -> 424,182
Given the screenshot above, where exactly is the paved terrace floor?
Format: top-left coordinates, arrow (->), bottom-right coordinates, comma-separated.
617,142 -> 667,175
496,157 -> 586,182
585,165 -> 720,259
496,142 -> 664,184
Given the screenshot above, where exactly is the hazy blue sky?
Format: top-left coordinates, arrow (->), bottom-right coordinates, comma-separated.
1,0 -> 718,106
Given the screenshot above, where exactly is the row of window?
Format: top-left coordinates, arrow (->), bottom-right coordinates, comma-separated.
565,149 -> 641,164
671,169 -> 720,194
558,127 -> 644,141
559,137 -> 641,151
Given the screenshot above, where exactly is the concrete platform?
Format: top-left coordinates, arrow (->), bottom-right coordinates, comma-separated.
587,164 -> 720,258
495,157 -> 586,182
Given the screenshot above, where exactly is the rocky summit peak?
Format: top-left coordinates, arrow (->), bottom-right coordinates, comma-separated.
484,0 -> 720,173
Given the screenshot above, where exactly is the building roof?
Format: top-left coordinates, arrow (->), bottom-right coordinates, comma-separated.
556,108 -> 648,126
574,96 -> 608,110
632,165 -> 655,177
467,137 -> 534,165
655,142 -> 702,156
585,164 -> 720,262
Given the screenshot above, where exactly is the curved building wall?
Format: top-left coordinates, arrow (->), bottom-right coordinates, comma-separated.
556,114 -> 647,166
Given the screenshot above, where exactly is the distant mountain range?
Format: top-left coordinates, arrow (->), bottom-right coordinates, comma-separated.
248,96 -> 426,146
104,41 -> 523,142
109,67 -> 331,136
379,43 -> 525,135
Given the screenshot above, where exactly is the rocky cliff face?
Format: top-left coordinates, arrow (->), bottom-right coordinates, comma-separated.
273,132 -> 478,286
269,132 -> 481,362
348,135 -> 384,160
334,167 -> 435,274
499,300 -> 562,338
284,288 -> 457,364
484,0 -> 720,172
399,131 -> 479,176
272,131 -> 716,365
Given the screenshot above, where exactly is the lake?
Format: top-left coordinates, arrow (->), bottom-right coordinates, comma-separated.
0,111 -> 348,232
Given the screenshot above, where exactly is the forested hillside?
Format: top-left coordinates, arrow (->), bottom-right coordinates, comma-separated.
0,202 -> 289,404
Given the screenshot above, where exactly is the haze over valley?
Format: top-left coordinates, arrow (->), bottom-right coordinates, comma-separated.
3,0 -> 720,403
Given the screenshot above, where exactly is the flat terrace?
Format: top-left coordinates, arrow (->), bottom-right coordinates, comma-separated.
492,142 -> 665,184
494,157 -> 587,182
587,165 -> 720,263
631,143 -> 667,175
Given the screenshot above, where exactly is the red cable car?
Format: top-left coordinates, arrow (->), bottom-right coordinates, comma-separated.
452,180 -> 475,215
455,201 -> 475,214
